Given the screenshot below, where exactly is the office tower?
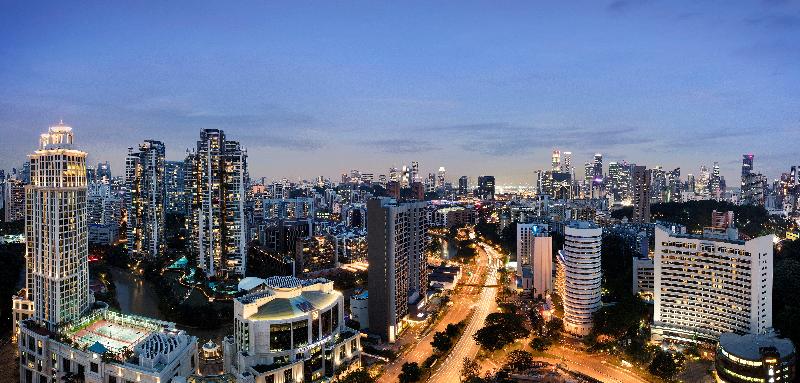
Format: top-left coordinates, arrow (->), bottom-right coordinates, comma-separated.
556,221 -> 602,336
3,177 -> 25,222
411,161 -> 419,182
411,181 -> 425,200
87,182 -> 122,245
437,167 -> 446,189
477,175 -> 495,200
561,151 -> 573,174
186,129 -> 249,279
20,161 -> 31,184
516,224 -> 552,298
125,140 -> 166,259
367,198 -> 427,342
715,332 -> 796,383
0,170 -> 5,210
710,162 -> 722,199
607,161 -> 631,203
552,150 -> 561,171
742,172 -> 767,206
632,166 -> 651,223
742,154 -> 754,188
666,167 -> 681,202
652,221 -> 773,344
24,122 -> 90,329
648,167 -> 666,203
96,161 -> 112,182
698,165 -> 710,198
686,174 -> 696,194
458,176 -> 469,196
165,160 -> 187,215
592,153 -> 603,181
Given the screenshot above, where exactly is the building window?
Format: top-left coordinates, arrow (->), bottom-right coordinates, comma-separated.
90,362 -> 98,373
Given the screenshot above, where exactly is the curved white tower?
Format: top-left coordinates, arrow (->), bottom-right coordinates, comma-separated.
557,221 -> 602,336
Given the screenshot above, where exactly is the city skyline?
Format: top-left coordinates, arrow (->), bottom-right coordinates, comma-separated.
2,1 -> 799,183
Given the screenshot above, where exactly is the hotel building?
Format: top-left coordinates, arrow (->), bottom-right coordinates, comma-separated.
224,276 -> 361,383
652,221 -> 773,344
556,221 -> 602,336
516,223 -> 552,298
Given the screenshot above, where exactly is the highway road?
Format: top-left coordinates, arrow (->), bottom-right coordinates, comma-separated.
378,242 -> 495,383
426,243 -> 500,383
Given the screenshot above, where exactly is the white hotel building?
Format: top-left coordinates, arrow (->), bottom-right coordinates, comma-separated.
556,221 -> 602,336
225,276 -> 361,383
652,224 -> 773,344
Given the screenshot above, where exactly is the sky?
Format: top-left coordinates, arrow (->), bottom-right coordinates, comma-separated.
1,0 -> 798,185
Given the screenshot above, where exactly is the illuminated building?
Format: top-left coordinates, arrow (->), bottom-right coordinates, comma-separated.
186,129 -> 249,279
224,276 -> 361,382
652,221 -> 773,345
632,165 -> 651,223
477,175 -> 495,200
125,140 -> 166,259
458,176 -> 469,196
607,161 -> 630,203
16,123 -> 198,383
561,151 -> 573,174
3,177 -> 25,222
516,223 -> 552,299
367,198 -> 427,342
715,332 -> 795,383
551,150 -> 561,171
556,221 -> 602,336
88,182 -> 122,245
165,160 -> 187,215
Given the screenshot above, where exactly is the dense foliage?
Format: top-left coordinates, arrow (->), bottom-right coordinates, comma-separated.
399,362 -> 422,383
612,200 -> 789,238
474,310 -> 530,350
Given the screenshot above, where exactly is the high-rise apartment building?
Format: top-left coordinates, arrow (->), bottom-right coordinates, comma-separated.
607,161 -> 631,203
632,165 -> 651,223
556,221 -> 602,336
126,140 -> 166,259
367,198 -> 427,342
477,175 -> 495,200
652,222 -> 773,344
561,151 -> 573,174
516,223 -> 552,298
3,177 -> 25,222
96,161 -> 112,182
88,182 -> 122,245
25,122 -> 91,329
165,160 -> 187,215
186,129 -> 249,278
742,154 -> 754,188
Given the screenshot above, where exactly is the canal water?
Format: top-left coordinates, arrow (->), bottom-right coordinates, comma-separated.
109,266 -> 232,342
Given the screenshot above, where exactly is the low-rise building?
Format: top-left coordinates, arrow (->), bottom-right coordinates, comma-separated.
225,276 -> 361,383
715,332 -> 795,383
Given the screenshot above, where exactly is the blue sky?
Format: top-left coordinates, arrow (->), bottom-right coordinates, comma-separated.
1,0 -> 798,184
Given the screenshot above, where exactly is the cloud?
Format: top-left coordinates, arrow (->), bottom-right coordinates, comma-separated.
362,138 -> 441,154
607,0 -> 648,13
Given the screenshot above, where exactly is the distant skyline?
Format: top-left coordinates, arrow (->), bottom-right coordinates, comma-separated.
1,1 -> 799,184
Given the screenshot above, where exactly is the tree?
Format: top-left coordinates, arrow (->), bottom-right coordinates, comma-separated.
462,357 -> 481,381
649,350 -> 686,380
399,362 -> 422,383
431,331 -> 453,353
544,318 -> 563,341
504,350 -> 534,372
445,322 -> 462,338
339,368 -> 371,383
530,337 -> 551,352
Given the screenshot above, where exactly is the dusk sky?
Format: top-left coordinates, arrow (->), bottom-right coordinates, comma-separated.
1,1 -> 798,185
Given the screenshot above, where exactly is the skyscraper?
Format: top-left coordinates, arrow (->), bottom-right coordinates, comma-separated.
3,177 -> 25,222
165,160 -> 187,215
186,129 -> 249,278
556,221 -> 602,336
25,122 -> 90,330
742,154 -> 754,187
96,161 -> 112,182
477,175 -> 495,200
458,176 -> 469,196
561,151 -> 573,174
367,198 -> 427,342
632,165 -> 651,223
552,150 -> 561,171
126,140 -> 166,259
